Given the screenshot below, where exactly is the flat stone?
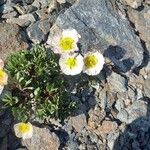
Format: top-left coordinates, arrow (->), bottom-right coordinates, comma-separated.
0,0 -> 6,6
66,0 -> 76,4
69,114 -> 87,132
115,99 -> 124,111
47,0 -> 57,13
27,19 -> 51,44
107,72 -> 127,93
57,0 -> 66,4
107,132 -> 120,150
2,11 -> 17,19
117,109 -> 129,123
145,0 -> 150,4
87,107 -> 106,130
97,120 -> 118,134
144,77 -> 150,98
32,0 -> 52,9
22,126 -> 60,150
127,100 -> 147,124
0,23 -> 28,60
36,8 -> 49,20
6,14 -> 36,27
128,6 -> 150,52
117,100 -> 148,123
0,4 -> 14,14
47,0 -> 143,73
124,0 -> 142,8
96,88 -> 107,109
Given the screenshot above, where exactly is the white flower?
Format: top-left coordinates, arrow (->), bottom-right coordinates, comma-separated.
14,122 -> 33,140
59,53 -> 84,75
83,51 -> 105,76
0,85 -> 4,95
0,59 -> 4,69
0,69 -> 8,86
0,59 -> 8,95
50,28 -> 81,54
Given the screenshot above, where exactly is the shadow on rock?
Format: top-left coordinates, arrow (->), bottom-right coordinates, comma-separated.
0,111 -> 22,150
104,45 -> 134,73
113,97 -> 150,150
0,0 -> 5,22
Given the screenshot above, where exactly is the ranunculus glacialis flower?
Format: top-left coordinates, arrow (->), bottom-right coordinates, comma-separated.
0,59 -> 8,95
83,51 -> 105,76
14,122 -> 33,140
0,59 -> 4,69
59,53 -> 84,75
49,28 -> 81,54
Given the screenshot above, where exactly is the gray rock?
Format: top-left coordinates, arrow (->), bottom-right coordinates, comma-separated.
1,11 -> 17,19
107,132 -> 120,150
11,0 -> 34,4
0,23 -> 28,60
115,99 -> 124,111
145,0 -> 150,4
32,0 -> 52,9
48,0 -> 143,72
47,0 -> 57,13
107,72 -> 127,93
6,13 -> 36,27
144,78 -> 150,98
124,0 -> 142,8
66,0 -> 76,4
27,19 -> 51,44
117,100 -> 148,123
36,8 -> 49,20
96,88 -> 107,109
69,114 -> 87,132
117,109 -> 129,123
0,4 -> 14,14
127,100 -> 147,124
0,0 -> 6,6
128,5 -> 150,53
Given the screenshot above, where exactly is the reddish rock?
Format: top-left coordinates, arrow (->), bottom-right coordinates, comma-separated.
97,121 -> 118,135
22,126 -> 60,150
0,23 -> 28,60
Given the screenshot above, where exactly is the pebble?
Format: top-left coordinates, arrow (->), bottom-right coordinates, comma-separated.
1,11 -> 17,19
97,120 -> 118,135
0,4 -> 14,14
69,114 -> 87,133
107,72 -> 127,93
117,109 -> 129,123
6,13 -> 36,26
27,19 -> 51,43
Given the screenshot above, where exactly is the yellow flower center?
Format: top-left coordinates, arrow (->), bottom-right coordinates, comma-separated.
65,57 -> 77,69
84,55 -> 98,69
59,37 -> 75,51
18,123 -> 30,134
0,69 -> 7,85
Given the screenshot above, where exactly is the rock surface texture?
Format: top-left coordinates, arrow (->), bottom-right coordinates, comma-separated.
0,23 -> 28,60
22,126 -> 60,150
0,0 -> 150,149
48,0 -> 144,73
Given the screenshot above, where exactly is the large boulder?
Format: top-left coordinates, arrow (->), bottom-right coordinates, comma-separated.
22,125 -> 60,150
47,0 -> 144,73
